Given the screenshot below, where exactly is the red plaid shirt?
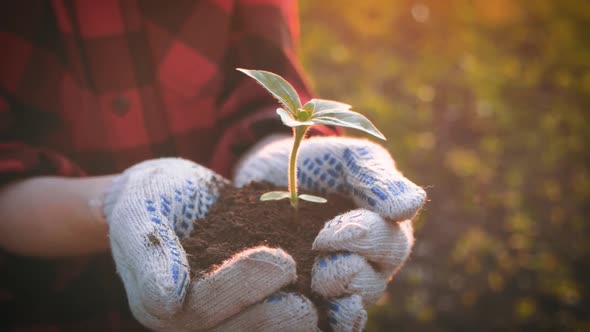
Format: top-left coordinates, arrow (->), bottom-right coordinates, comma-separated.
0,1 -> 338,330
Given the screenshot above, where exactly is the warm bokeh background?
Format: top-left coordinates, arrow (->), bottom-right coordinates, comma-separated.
298,1 -> 590,331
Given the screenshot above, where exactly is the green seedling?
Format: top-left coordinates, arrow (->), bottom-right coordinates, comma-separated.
237,68 -> 386,208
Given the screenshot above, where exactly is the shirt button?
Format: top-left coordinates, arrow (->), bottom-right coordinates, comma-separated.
112,95 -> 130,115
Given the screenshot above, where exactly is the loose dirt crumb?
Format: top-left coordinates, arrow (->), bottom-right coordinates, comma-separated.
146,231 -> 160,247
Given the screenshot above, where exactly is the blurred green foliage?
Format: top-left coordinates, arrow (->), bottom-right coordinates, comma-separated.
299,0 -> 590,331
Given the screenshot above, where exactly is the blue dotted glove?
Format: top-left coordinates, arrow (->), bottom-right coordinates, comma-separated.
235,135 -> 426,332
104,158 -> 318,331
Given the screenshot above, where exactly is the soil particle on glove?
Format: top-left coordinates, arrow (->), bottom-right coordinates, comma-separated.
146,231 -> 161,247
181,181 -> 355,331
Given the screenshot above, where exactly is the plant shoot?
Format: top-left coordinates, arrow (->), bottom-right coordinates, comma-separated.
237,68 -> 385,208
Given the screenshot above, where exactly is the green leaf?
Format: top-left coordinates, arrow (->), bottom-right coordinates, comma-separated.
260,191 -> 291,201
276,108 -> 314,127
296,108 -> 312,121
237,68 -> 301,114
311,109 -> 386,140
299,194 -> 327,203
302,98 -> 352,114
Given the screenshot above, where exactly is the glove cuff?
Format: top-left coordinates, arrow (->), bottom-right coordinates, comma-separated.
102,173 -> 126,224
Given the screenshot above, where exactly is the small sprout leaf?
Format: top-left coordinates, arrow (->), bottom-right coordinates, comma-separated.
276,108 -> 314,127
311,109 -> 386,140
297,108 -> 312,121
303,98 -> 352,114
237,69 -> 301,114
299,194 -> 328,203
260,191 -> 291,201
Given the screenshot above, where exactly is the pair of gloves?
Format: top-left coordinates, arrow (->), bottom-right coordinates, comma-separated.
104,136 -> 426,332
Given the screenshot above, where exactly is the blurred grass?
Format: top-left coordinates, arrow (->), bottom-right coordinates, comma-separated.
298,0 -> 590,331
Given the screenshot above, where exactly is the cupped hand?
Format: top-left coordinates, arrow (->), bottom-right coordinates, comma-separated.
235,135 -> 426,332
104,158 -> 318,331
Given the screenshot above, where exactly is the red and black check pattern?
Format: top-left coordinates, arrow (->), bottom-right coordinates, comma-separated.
0,1 -> 339,330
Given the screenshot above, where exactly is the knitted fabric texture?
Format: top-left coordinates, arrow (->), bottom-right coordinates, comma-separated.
234,136 -> 425,331
104,158 -> 317,331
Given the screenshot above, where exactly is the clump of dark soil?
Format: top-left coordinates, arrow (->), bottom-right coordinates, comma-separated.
181,181 -> 354,330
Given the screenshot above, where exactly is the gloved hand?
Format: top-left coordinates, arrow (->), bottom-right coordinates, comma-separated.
235,135 -> 427,332
103,158 -> 318,331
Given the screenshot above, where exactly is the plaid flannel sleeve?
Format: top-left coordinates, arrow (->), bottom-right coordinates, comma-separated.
0,96 -> 85,187
209,0 -> 341,177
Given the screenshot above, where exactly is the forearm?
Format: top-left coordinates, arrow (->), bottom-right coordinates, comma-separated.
0,175 -> 116,257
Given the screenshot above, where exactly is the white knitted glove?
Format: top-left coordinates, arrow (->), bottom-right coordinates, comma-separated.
104,158 -> 318,331
235,135 -> 426,332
